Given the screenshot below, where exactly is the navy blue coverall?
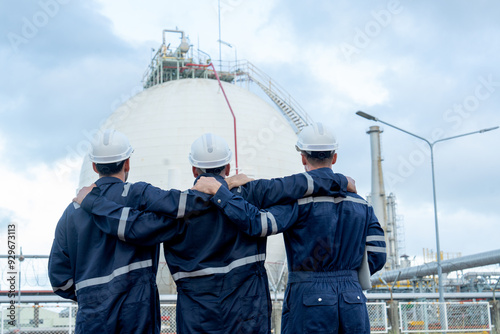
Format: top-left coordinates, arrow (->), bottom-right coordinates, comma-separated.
77,170 -> 348,333
48,176 -> 210,334
209,168 -> 387,334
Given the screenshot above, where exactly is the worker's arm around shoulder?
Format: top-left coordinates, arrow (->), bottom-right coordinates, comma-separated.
74,184 -> 209,246
240,168 -> 353,208
208,182 -> 299,237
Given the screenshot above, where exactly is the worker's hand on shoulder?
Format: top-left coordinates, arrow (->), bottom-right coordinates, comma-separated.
192,176 -> 222,195
346,176 -> 357,193
73,184 -> 96,205
226,173 -> 254,190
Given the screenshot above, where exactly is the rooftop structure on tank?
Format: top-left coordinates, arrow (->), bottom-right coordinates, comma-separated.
142,29 -> 236,87
141,29 -> 312,133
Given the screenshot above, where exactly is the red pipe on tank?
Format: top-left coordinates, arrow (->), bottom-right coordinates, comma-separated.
209,63 -> 239,174
184,63 -> 239,174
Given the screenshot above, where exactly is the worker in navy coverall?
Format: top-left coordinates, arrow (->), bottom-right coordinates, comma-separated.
48,130 -> 213,334
74,133 -> 355,333
193,123 -> 387,334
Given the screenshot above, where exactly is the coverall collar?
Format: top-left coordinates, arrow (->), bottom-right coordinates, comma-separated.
95,176 -> 124,187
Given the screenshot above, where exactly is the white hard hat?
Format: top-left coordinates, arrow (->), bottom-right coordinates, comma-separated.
89,129 -> 134,164
296,122 -> 338,152
189,133 -> 232,169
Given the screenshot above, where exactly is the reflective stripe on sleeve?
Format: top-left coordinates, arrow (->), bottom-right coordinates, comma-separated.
53,278 -> 74,292
302,172 -> 314,197
122,183 -> 131,197
171,253 -> 266,281
297,197 -> 314,205
260,211 -> 268,237
177,191 -> 187,219
366,245 -> 387,253
75,259 -> 153,291
298,195 -> 369,206
366,235 -> 386,242
117,207 -> 131,242
267,212 -> 278,235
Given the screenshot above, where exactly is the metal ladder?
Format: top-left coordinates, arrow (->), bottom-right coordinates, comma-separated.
237,61 -> 313,133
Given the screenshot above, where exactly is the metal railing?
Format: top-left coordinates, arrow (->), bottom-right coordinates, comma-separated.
1,301 -> 495,333
238,61 -> 313,133
399,302 -> 491,332
1,303 -> 76,334
368,302 -> 391,333
0,304 -> 178,334
366,303 -> 390,333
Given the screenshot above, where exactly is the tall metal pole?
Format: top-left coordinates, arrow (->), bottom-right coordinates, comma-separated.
217,39 -> 236,82
429,143 -> 443,302
356,111 -> 498,303
218,0 -> 222,72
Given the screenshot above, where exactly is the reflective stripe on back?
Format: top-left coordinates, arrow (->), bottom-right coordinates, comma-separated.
117,207 -> 130,241
298,195 -> 369,206
75,259 -> 153,291
302,172 -> 314,197
171,253 -> 266,281
121,183 -> 131,197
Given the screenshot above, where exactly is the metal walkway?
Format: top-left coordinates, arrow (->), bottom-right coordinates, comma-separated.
236,61 -> 313,133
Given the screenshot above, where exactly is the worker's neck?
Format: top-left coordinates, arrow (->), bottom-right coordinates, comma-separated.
305,164 -> 331,172
100,171 -> 127,182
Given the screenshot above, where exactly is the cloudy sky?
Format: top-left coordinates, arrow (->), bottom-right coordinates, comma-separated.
1,0 -> 499,272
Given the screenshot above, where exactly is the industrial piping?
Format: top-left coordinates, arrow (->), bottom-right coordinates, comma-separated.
185,62 -> 239,174
208,62 -> 238,174
371,248 -> 500,285
162,29 -> 184,45
162,29 -> 190,56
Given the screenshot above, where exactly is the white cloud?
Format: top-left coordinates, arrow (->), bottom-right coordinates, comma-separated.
94,0 -> 296,65
0,133 -> 4,153
308,49 -> 390,106
396,199 -> 500,263
0,154 -> 80,255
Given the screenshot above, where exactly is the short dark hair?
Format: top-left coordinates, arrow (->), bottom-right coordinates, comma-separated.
304,151 -> 335,166
95,160 -> 126,176
196,165 -> 227,176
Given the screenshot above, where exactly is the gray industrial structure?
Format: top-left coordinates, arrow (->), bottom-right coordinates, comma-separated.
366,125 -> 400,271
364,123 -> 500,296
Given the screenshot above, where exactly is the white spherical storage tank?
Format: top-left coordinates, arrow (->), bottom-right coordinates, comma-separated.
79,78 -> 306,293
